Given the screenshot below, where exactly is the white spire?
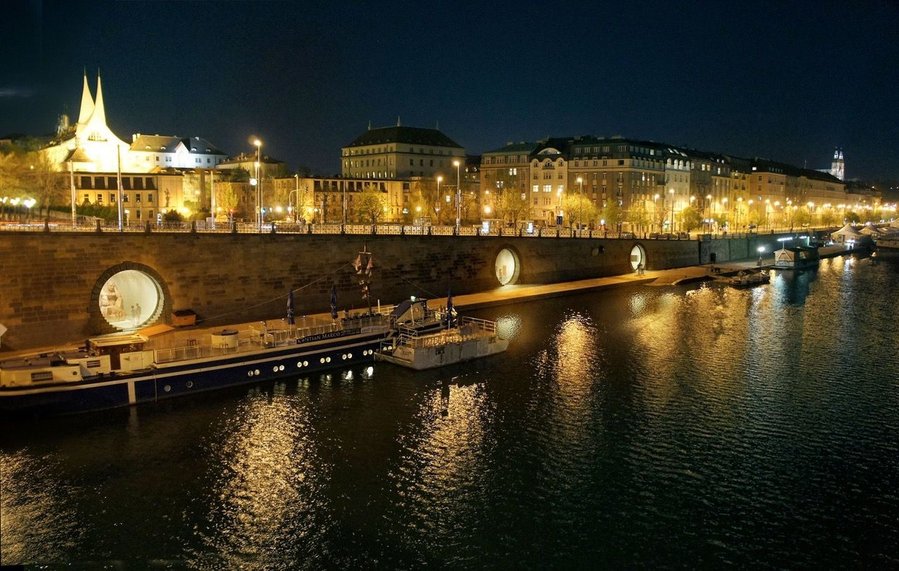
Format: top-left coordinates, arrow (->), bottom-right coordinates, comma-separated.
77,70 -> 94,126
92,70 -> 107,127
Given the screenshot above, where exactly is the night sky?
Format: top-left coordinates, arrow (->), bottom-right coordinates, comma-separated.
3,0 -> 899,180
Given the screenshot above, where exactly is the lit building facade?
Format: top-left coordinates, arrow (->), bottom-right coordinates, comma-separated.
341,123 -> 465,180
479,135 -> 860,232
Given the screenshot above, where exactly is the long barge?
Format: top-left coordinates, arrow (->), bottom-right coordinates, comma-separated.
0,300 -> 444,418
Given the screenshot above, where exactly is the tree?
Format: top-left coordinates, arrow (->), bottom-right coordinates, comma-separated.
600,200 -> 624,230
356,185 -> 387,224
494,188 -> 531,226
678,205 -> 703,232
628,200 -> 650,234
793,208 -> 811,227
214,181 -> 244,221
563,193 -> 598,228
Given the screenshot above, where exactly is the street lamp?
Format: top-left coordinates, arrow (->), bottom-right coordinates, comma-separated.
254,139 -> 262,231
210,169 -> 216,230
668,188 -> 675,232
576,176 -> 583,235
453,159 -> 461,234
290,174 -> 300,223
436,175 -> 442,223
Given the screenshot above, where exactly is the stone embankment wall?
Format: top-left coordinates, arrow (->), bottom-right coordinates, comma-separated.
0,231 -> 785,351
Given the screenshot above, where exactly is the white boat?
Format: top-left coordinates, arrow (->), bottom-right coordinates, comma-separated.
774,245 -> 820,270
874,235 -> 899,258
0,248 -> 451,417
377,317 -> 509,370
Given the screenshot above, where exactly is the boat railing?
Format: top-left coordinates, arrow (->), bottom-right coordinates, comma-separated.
392,317 -> 498,349
153,315 -> 390,365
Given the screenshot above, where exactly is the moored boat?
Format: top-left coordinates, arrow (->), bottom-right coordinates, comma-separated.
0,309 -> 410,418
874,235 -> 899,258
377,316 -> 509,370
723,269 -> 770,288
0,248 -> 449,418
774,245 -> 820,270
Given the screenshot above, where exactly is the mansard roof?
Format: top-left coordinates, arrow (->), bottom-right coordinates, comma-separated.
130,134 -> 226,155
345,126 -> 462,149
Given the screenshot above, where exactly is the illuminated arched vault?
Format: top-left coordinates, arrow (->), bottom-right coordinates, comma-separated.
91,264 -> 169,333
495,248 -> 520,286
630,244 -> 647,271
99,270 -> 163,330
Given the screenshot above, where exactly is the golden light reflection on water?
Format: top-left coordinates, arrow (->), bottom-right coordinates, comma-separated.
625,284 -> 782,415
187,388 -> 329,569
388,382 -> 489,547
0,451 -> 84,565
532,313 -> 600,460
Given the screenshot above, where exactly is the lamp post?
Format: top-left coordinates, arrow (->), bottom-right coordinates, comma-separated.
668,188 -> 675,232
210,169 -> 216,230
291,174 -> 300,223
453,159 -> 461,234
436,175 -> 442,224
705,193 -> 712,232
576,176 -> 583,235
69,160 -> 76,227
253,139 -> 262,231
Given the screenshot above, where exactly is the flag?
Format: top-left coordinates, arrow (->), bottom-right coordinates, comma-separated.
330,285 -> 338,319
286,290 -> 295,325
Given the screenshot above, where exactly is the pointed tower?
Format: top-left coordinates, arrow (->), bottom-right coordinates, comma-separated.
91,71 -> 107,127
830,148 -> 845,181
76,71 -> 94,127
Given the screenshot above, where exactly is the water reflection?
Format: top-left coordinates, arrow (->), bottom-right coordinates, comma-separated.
775,268 -> 818,306
186,390 -> 331,569
386,382 -> 491,565
0,451 -> 85,563
2,258 -> 898,568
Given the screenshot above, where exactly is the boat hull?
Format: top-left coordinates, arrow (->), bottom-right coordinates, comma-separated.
0,332 -> 384,418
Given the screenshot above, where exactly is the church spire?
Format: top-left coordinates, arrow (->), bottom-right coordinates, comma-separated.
77,69 -> 94,126
92,70 -> 107,127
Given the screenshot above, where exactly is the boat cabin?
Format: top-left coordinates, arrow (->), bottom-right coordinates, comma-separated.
774,245 -> 820,270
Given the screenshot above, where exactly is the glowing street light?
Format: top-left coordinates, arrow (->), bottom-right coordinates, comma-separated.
436,175 -> 442,223
253,138 -> 262,231
576,176 -> 583,234
453,159 -> 461,234
668,188 -> 675,231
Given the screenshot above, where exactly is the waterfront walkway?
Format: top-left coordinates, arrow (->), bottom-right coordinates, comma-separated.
4,248 -> 861,357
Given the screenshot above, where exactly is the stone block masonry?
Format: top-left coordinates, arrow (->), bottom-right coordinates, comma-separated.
0,231 -> 773,351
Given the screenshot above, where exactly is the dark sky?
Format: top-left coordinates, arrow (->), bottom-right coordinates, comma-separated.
3,0 -> 899,180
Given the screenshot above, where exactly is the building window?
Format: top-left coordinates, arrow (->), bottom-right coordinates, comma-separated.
148,194 -> 153,203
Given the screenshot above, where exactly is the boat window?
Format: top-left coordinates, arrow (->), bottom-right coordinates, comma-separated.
30,371 -> 54,382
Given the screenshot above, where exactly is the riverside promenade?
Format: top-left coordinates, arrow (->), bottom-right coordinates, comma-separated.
134,258 -> 778,352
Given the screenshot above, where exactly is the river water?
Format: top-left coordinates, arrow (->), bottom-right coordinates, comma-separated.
2,255 -> 898,568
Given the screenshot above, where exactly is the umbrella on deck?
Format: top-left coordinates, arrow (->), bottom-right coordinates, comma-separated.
330,285 -> 338,319
286,290 -> 295,325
